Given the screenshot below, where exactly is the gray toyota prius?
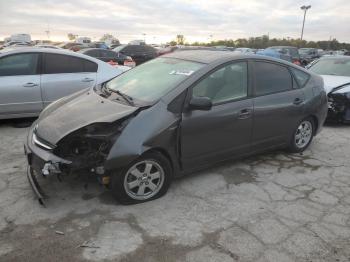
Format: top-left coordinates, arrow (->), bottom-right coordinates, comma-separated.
25,50 -> 328,205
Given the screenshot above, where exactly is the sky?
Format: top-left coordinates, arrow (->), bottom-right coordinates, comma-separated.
0,0 -> 349,44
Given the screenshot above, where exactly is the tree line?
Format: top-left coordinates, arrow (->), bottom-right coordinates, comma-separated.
170,35 -> 350,50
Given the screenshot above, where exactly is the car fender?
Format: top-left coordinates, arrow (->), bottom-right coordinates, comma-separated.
104,101 -> 181,173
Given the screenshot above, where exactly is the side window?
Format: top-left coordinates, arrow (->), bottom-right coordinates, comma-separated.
192,62 -> 248,104
84,60 -> 98,72
85,49 -> 99,57
121,46 -> 133,54
291,68 -> 310,87
43,54 -> 97,73
100,50 -> 109,57
254,62 -> 293,96
0,53 -> 39,76
105,50 -> 116,58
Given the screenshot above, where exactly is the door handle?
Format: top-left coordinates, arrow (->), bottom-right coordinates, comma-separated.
293,98 -> 304,105
23,83 -> 38,87
82,78 -> 94,82
238,108 -> 252,119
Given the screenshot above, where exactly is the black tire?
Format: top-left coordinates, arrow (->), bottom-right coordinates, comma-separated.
111,151 -> 173,205
288,117 -> 315,153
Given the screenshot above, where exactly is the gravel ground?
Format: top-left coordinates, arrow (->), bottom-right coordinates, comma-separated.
0,119 -> 349,262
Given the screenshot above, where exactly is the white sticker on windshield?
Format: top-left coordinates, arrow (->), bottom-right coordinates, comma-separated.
169,70 -> 195,76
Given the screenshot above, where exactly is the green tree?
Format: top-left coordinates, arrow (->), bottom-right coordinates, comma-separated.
176,35 -> 185,45
67,33 -> 77,41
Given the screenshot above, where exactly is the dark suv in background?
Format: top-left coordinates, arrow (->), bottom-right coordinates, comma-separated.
79,48 -> 134,66
299,48 -> 320,66
266,46 -> 302,66
112,44 -> 157,65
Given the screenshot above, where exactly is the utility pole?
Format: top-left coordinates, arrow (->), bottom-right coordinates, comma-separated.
300,5 -> 311,41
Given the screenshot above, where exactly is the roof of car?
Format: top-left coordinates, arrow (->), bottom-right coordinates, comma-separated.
0,47 -> 105,63
162,50 -> 241,63
78,48 -> 109,52
319,55 -> 350,60
162,50 -> 271,64
268,46 -> 298,49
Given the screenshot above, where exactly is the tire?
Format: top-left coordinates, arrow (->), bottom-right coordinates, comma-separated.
288,117 -> 315,153
111,151 -> 173,205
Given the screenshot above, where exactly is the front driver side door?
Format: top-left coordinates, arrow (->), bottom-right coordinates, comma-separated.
180,61 -> 253,170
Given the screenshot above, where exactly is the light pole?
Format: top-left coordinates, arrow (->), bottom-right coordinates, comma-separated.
300,5 -> 311,41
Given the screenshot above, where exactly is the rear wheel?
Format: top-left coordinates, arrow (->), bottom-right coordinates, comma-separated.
111,152 -> 172,205
288,117 -> 314,153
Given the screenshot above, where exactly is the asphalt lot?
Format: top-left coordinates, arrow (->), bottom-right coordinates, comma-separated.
0,119 -> 349,262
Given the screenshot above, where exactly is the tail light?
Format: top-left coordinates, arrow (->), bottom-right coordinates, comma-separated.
124,56 -> 136,67
108,60 -> 118,66
293,59 -> 301,66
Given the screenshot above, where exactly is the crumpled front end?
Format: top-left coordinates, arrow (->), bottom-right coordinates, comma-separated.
24,117 -> 133,205
327,92 -> 350,123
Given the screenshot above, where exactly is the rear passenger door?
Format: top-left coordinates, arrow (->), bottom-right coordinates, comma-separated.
251,61 -> 305,151
0,53 -> 43,117
41,53 -> 98,107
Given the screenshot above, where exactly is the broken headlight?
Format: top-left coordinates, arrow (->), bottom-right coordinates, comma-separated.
53,119 -> 130,171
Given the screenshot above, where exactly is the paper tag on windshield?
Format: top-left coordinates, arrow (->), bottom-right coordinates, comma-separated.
169,70 -> 194,76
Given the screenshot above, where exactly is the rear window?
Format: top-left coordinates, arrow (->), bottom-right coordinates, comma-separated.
290,68 -> 310,87
100,50 -> 115,58
254,61 -> 293,96
288,48 -> 299,58
43,54 -> 97,74
85,49 -> 99,57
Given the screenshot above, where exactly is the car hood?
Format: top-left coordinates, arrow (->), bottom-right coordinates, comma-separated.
321,75 -> 350,94
35,90 -> 138,145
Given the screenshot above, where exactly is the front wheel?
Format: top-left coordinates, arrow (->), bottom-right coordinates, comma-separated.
288,118 -> 315,153
111,152 -> 172,205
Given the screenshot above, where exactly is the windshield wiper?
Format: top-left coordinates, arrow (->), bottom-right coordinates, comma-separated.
114,90 -> 135,106
103,85 -> 134,106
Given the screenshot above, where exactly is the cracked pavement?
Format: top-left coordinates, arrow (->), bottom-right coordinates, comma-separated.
0,120 -> 350,262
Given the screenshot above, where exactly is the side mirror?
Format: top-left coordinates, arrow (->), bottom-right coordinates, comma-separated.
188,97 -> 212,111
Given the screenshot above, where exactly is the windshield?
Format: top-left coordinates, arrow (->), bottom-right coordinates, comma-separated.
106,57 -> 203,103
309,58 -> 350,77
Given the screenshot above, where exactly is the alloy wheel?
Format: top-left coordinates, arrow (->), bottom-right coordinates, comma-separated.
295,120 -> 313,149
123,160 -> 165,200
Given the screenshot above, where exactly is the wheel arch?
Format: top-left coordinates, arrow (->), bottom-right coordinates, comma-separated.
143,147 -> 175,172
309,114 -> 319,135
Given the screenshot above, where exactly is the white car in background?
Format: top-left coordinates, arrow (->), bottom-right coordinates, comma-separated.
308,56 -> 350,123
0,48 -> 128,119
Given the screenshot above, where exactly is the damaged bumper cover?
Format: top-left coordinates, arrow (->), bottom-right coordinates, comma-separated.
24,125 -> 72,204
327,93 -> 350,123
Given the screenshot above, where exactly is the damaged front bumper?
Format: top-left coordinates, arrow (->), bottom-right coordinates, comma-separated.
24,125 -> 72,205
327,93 -> 350,123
